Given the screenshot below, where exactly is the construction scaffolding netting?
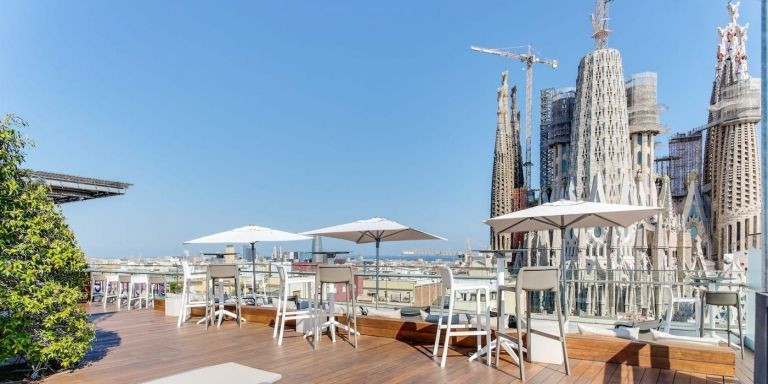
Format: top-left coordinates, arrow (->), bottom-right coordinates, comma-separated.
707,77 -> 761,126
626,72 -> 661,134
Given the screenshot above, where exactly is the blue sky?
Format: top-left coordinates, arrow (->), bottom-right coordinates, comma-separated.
1,1 -> 761,258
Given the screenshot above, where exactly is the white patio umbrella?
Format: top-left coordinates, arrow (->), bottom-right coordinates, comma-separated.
301,217 -> 446,308
184,225 -> 312,294
485,200 -> 662,320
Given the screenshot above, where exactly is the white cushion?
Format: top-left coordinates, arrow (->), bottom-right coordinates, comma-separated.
364,307 -> 401,319
650,329 -> 721,346
272,298 -> 297,311
142,362 -> 280,384
578,324 -> 639,340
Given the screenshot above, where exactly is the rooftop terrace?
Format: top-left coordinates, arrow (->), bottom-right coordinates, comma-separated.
44,304 -> 755,384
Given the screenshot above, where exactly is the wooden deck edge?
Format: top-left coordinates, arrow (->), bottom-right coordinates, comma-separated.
153,299 -> 736,376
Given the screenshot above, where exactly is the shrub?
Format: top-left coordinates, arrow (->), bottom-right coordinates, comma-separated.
0,114 -> 95,379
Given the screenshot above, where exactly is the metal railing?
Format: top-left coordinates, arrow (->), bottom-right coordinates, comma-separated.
86,260 -> 748,326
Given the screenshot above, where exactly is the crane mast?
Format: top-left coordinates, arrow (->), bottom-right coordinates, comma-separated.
470,45 -> 557,193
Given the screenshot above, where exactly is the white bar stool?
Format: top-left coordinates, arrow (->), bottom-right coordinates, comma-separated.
700,290 -> 744,359
273,264 -> 315,345
90,273 -> 106,303
148,275 -> 166,308
432,266 -> 492,368
128,274 -> 149,309
117,275 -> 131,310
313,265 -> 358,350
177,261 -> 208,327
205,264 -> 243,330
102,274 -> 120,309
495,266 -> 570,382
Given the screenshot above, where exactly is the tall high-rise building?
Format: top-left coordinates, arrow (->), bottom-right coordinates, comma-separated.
548,88 -> 576,199
539,88 -> 555,196
669,131 -> 703,198
490,72 -> 517,249
703,1 -> 762,261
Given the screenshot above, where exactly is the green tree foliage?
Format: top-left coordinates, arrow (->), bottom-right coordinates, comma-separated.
0,114 -> 95,379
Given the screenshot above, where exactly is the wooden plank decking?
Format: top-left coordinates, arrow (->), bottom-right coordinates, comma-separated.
44,305 -> 754,384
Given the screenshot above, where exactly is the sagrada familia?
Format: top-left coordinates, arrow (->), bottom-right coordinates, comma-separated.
489,1 -> 761,318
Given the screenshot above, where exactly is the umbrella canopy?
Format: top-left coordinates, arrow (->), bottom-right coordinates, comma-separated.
184,225 -> 311,245
485,200 -> 663,233
301,217 -> 446,244
184,225 -> 311,300
302,217 -> 445,308
485,200 -> 662,321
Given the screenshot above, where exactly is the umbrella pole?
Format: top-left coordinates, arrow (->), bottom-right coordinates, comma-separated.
560,226 -> 568,323
251,243 -> 257,304
375,239 -> 380,310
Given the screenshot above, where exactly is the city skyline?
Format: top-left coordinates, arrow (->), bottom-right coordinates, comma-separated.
0,1 -> 761,258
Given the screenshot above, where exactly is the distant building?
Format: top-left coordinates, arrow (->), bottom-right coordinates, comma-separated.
669,131 -> 703,198
539,88 -> 555,196
547,87 -> 576,199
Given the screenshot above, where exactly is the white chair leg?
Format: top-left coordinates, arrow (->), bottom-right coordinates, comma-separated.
117,283 -> 123,311
485,288 -> 491,366
475,289 -> 482,353
433,295 -> 445,357
103,282 -> 109,310
237,277 -> 243,328
516,290 -> 525,382
177,287 -> 187,328
278,286 -> 289,345
273,283 -> 282,339
440,290 -> 454,368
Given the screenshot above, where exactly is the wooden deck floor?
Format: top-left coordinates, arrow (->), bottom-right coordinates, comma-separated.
44,305 -> 754,384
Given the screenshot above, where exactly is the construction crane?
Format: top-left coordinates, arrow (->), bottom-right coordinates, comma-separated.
470,45 -> 557,192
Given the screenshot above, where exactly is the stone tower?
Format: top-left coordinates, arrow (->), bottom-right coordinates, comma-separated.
570,47 -> 632,203
490,72 -> 517,249
626,72 -> 661,200
704,1 -> 762,263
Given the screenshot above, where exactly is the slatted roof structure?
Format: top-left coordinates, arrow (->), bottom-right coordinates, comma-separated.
26,170 -> 131,204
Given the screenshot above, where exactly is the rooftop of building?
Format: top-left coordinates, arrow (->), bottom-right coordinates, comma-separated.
26,170 -> 132,204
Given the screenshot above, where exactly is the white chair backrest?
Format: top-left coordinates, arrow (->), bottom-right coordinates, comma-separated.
181,261 -> 192,280
275,264 -> 288,283
517,267 -> 559,292
316,265 -> 354,284
208,264 -> 238,279
662,285 -> 674,305
438,266 -> 454,290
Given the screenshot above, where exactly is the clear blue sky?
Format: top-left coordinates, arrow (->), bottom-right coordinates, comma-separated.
1,1 -> 761,258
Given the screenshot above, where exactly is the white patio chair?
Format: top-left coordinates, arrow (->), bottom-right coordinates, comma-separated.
432,266 -> 492,368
